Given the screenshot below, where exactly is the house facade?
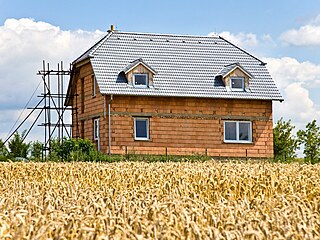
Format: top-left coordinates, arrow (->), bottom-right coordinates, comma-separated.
65,28 -> 283,158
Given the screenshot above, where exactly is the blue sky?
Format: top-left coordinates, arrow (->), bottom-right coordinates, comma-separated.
1,0 -> 319,35
0,0 -> 320,146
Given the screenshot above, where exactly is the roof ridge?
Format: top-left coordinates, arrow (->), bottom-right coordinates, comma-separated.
112,30 -> 219,39
218,36 -> 266,65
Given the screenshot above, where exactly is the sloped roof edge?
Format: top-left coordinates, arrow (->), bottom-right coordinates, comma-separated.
72,31 -> 114,65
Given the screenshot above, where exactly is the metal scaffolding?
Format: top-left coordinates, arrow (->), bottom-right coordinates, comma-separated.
35,61 -> 73,155
3,60 -> 73,159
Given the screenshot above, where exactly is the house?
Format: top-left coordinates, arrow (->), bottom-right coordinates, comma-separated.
65,26 -> 283,158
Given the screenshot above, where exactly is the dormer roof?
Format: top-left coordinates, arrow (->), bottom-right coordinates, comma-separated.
122,58 -> 157,75
216,63 -> 253,79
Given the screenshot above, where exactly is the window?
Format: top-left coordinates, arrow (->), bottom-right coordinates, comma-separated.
224,121 -> 252,143
133,74 -> 148,88
92,75 -> 96,97
230,77 -> 244,91
94,118 -> 100,140
134,117 -> 149,140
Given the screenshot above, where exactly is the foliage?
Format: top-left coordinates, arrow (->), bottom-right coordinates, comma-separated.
48,137 -> 109,162
0,138 -> 8,157
297,120 -> 320,164
8,130 -> 30,159
30,141 -> 43,160
273,118 -> 299,162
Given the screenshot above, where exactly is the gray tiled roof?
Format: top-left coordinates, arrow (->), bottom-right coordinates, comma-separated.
75,31 -> 283,101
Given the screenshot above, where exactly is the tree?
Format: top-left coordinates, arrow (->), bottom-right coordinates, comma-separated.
273,118 -> 298,161
8,130 -> 30,158
30,141 -> 43,160
297,120 -> 320,164
0,138 -> 8,159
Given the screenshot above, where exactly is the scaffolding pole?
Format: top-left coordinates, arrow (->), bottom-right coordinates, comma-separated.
35,60 -> 73,158
2,60 -> 75,160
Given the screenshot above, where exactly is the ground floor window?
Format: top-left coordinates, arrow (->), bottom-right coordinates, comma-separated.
93,118 -> 100,151
134,117 -> 149,140
224,121 -> 252,143
93,118 -> 100,140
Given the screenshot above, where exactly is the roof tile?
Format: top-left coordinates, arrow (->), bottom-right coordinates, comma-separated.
76,31 -> 283,101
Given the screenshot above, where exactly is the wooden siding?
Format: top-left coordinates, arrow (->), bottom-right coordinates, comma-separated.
224,68 -> 250,89
126,63 -> 154,86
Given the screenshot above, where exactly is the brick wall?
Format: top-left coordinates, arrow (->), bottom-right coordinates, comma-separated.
71,62 -> 274,158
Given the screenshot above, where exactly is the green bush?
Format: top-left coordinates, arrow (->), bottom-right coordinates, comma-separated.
48,137 -> 110,162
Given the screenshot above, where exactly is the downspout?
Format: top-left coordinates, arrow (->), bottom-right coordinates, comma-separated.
108,94 -> 113,155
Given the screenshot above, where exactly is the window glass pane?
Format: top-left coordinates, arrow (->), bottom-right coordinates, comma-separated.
94,119 -> 99,139
239,122 -> 250,141
135,119 -> 148,138
225,122 -> 237,141
231,78 -> 243,89
134,74 -> 147,86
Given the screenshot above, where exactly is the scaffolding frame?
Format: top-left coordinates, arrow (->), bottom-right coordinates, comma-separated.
35,61 -> 73,156
2,61 -> 74,159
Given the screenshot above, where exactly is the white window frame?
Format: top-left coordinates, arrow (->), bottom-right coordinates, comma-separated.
224,121 -> 252,143
93,118 -> 100,151
94,118 -> 100,140
134,117 -> 149,140
133,73 -> 148,88
230,77 -> 245,91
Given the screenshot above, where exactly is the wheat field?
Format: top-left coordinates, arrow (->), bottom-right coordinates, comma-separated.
0,161 -> 319,239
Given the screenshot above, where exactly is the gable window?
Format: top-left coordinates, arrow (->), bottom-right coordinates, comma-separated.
230,77 -> 244,91
134,117 -> 149,140
133,74 -> 148,88
224,121 -> 252,143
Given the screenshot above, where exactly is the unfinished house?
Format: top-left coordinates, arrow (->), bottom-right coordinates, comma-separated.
65,27 -> 283,158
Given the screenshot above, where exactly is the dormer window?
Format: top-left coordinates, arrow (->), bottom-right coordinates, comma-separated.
122,58 -> 157,89
231,77 -> 244,91
133,73 -> 148,88
216,63 -> 253,92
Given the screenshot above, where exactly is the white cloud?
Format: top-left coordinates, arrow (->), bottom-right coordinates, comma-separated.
0,18 -> 105,141
280,14 -> 320,46
274,83 -> 320,126
264,57 -> 320,89
265,57 -> 320,131
208,31 -> 276,56
214,31 -> 259,49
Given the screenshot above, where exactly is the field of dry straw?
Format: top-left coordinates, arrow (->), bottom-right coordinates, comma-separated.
0,161 -> 319,239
